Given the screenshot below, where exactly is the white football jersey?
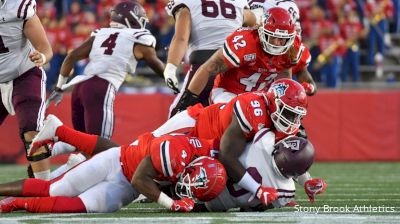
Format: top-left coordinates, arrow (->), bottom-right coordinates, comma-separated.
63,28 -> 156,90
205,129 -> 295,211
166,0 -> 249,54
0,0 -> 37,82
249,0 -> 300,21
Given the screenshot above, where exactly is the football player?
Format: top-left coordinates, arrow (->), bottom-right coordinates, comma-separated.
165,0 -> 256,117
0,115 -> 227,213
0,0 -> 53,179
204,130 -> 325,211
46,1 -> 165,140
171,7 -> 303,115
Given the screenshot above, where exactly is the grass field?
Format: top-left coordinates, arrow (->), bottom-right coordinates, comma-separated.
0,162 -> 400,223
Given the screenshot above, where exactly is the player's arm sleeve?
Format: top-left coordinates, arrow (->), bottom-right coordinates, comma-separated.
150,140 -> 185,180
18,0 -> 37,20
233,96 -> 266,139
222,31 -> 248,68
134,31 -> 157,48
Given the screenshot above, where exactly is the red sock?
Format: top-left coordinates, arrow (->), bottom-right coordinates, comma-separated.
22,179 -> 50,197
13,196 -> 86,213
56,125 -> 98,156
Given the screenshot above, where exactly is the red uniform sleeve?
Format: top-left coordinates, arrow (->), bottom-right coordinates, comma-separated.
223,28 -> 259,68
150,136 -> 191,181
232,92 -> 269,140
292,45 -> 311,74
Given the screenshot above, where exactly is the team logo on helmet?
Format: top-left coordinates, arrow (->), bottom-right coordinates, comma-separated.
194,167 -> 209,188
272,83 -> 289,97
285,139 -> 301,151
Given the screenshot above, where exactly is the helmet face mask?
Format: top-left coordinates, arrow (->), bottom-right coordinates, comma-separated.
258,7 -> 296,55
175,156 -> 227,202
267,79 -> 308,135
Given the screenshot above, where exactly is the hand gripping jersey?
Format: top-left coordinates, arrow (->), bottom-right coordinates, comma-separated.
120,133 -> 219,182
214,28 -> 301,95
205,129 -> 295,211
62,28 -> 156,90
188,91 -> 274,141
165,0 -> 249,54
0,0 -> 37,82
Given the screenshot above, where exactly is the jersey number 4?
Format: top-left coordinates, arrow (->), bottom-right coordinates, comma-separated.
201,0 -> 236,19
100,32 -> 120,55
0,36 -> 10,54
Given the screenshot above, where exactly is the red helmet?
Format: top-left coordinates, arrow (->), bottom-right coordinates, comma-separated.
266,79 -> 308,134
272,136 -> 315,178
110,1 -> 148,29
258,7 -> 296,55
175,156 -> 227,202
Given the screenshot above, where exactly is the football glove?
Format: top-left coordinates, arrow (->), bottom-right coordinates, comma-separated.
46,87 -> 64,108
170,89 -> 199,117
304,178 -> 327,203
250,186 -> 278,206
164,63 -> 180,94
301,82 -> 316,96
170,197 -> 195,212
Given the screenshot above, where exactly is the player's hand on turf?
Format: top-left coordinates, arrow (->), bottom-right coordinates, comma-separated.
304,178 -> 327,203
170,197 -> 195,212
46,87 -> 64,108
170,89 -> 199,117
250,186 -> 278,206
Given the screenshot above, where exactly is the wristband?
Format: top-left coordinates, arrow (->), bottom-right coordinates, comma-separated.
56,75 -> 69,89
237,171 -> 261,195
157,192 -> 174,209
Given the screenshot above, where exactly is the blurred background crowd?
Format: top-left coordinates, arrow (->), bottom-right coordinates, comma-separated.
36,0 -> 400,91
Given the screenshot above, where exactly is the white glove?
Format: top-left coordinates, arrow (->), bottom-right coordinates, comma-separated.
164,63 -> 180,94
46,88 -> 64,107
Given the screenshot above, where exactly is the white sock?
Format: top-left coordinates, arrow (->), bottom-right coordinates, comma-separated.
51,142 -> 76,156
33,170 -> 51,180
50,164 -> 68,180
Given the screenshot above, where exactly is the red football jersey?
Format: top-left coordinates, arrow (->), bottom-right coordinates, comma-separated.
187,91 -> 274,141
120,133 -> 218,182
292,45 -> 311,75
213,28 -> 301,94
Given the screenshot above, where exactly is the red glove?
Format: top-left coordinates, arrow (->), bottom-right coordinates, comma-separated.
170,198 -> 195,212
254,186 -> 278,206
301,82 -> 316,95
304,178 -> 327,203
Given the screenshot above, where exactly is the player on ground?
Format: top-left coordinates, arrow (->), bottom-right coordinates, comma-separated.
204,130 -> 325,211
165,0 -> 256,117
47,1 -> 164,139
0,0 -> 53,179
0,115 -> 227,213
171,7 -> 301,115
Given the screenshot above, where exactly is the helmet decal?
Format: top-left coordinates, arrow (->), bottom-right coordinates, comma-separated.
194,167 -> 209,189
284,139 -> 301,151
272,83 -> 289,97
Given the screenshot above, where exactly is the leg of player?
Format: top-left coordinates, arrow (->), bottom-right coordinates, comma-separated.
23,131 -> 51,180
0,196 -> 86,213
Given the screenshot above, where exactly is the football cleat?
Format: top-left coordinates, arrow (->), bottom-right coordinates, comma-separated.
0,197 -> 17,213
28,114 -> 63,157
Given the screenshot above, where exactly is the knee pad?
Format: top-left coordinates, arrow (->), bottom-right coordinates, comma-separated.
20,132 -> 51,162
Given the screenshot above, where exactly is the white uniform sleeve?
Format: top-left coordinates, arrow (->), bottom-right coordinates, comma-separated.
17,0 -> 36,20
165,0 -> 192,17
134,30 -> 156,48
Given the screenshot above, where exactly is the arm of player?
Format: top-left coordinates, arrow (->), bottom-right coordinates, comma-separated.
24,14 -> 53,66
275,68 -> 292,80
132,156 -> 194,212
297,67 -> 317,96
163,7 -> 191,94
243,8 -> 257,27
134,44 -> 165,79
47,36 -> 94,107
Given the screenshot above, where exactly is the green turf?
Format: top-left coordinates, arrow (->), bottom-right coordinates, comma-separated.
0,162 -> 399,223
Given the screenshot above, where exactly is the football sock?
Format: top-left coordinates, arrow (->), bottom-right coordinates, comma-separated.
56,125 -> 98,156
33,169 -> 51,181
51,142 -> 76,157
22,178 -> 50,197
13,196 -> 86,213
